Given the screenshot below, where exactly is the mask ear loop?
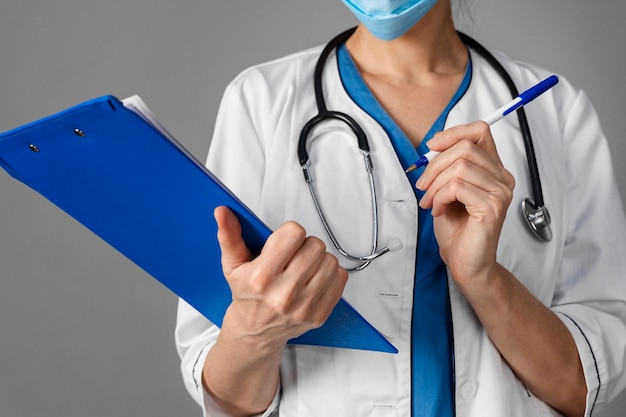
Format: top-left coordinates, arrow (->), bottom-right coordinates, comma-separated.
457,31 -> 552,242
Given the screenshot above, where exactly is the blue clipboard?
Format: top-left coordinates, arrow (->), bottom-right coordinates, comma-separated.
0,95 -> 397,354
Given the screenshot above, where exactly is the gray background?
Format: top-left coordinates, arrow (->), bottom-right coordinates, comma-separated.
0,0 -> 624,416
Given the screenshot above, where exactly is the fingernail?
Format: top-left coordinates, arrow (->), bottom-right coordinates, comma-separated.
418,193 -> 427,209
415,176 -> 425,190
429,131 -> 441,142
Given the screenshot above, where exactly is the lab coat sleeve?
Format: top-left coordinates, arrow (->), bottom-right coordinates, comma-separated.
176,300 -> 280,417
550,86 -> 626,416
175,78 -> 280,417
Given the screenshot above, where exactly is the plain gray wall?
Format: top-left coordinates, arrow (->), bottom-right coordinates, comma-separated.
1,1 -> 624,416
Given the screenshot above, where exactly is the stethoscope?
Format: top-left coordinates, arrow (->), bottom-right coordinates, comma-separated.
298,28 -> 552,271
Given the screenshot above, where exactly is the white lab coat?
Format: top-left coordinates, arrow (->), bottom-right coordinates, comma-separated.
176,43 -> 626,417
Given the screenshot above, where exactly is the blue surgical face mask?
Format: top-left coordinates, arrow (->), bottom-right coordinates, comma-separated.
342,0 -> 439,41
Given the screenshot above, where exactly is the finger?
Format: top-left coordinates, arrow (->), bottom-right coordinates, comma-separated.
417,139 -> 507,191
282,236 -> 328,286
427,121 -> 497,155
214,206 -> 255,275
416,121 -> 500,189
252,240 -> 345,333
427,176 -> 512,220
258,221 -> 308,276
292,253 -> 349,329
419,156 -> 514,210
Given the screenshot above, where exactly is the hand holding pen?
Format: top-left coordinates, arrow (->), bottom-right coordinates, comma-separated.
413,78 -> 561,295
406,75 -> 559,173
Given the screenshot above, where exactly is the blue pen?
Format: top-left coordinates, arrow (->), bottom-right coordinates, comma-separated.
405,75 -> 559,173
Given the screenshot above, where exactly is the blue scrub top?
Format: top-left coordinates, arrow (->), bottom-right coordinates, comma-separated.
337,44 -> 472,417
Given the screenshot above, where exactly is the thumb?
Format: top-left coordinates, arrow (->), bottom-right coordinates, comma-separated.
214,206 -> 254,275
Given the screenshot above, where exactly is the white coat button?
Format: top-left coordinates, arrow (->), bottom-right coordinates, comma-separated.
460,382 -> 478,399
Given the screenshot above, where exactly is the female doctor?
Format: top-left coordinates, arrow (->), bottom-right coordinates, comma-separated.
176,1 -> 626,416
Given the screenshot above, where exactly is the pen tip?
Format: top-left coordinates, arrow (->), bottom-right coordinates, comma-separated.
405,164 -> 417,173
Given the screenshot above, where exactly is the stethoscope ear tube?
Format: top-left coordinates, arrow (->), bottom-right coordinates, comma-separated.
298,111 -> 369,167
312,28 -> 357,114
298,27 -> 404,270
298,27 -> 365,168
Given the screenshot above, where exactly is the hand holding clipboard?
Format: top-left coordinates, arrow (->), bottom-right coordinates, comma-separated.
0,95 -> 397,353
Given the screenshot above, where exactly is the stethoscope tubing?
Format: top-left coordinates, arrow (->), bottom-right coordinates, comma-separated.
456,32 -> 545,210
302,150 -> 382,271
298,27 -> 551,271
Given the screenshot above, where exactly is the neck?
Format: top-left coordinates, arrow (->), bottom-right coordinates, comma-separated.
345,1 -> 467,82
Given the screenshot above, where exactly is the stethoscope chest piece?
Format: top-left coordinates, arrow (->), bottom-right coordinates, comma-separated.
521,198 -> 552,242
